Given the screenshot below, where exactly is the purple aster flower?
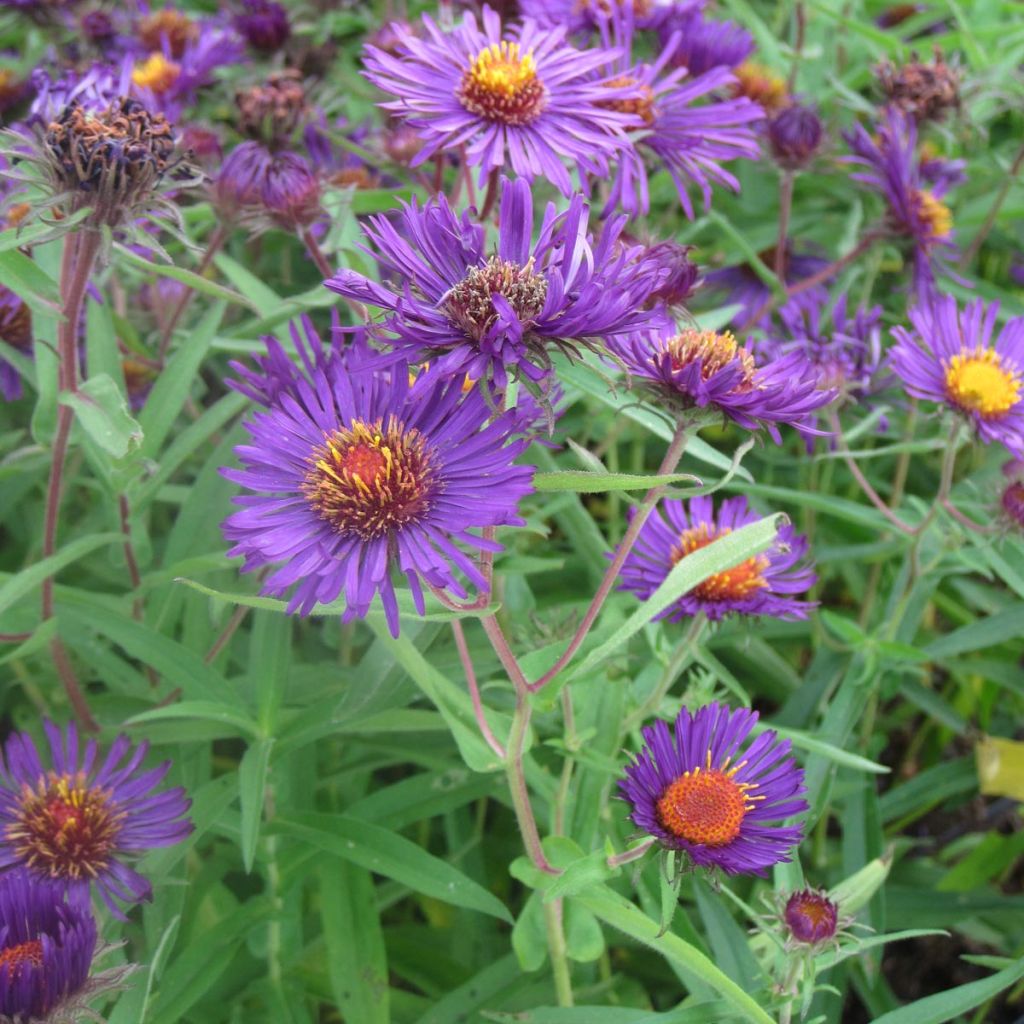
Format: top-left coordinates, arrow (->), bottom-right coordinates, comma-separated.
843,107 -> 958,298
0,721 -> 193,917
0,872 -> 96,1021
889,297 -> 1024,455
587,12 -> 762,218
361,7 -> 639,195
701,243 -> 829,330
221,359 -> 534,637
656,6 -> 755,76
0,287 -> 31,402
619,702 -> 807,874
764,294 -> 883,398
616,495 -> 816,622
768,101 -> 824,170
610,324 -> 835,442
783,889 -> 840,946
25,62 -> 127,128
235,0 -> 290,53
326,176 -> 667,388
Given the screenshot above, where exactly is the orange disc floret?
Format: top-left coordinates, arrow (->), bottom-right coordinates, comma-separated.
656,756 -> 757,846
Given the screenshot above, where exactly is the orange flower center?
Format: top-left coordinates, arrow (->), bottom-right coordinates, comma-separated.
913,189 -> 952,240
661,329 -> 758,390
132,53 -> 181,95
599,75 -> 656,126
944,348 -> 1021,419
731,62 -> 788,112
656,755 -> 757,845
458,42 -> 547,125
576,0 -> 653,14
672,523 -> 770,602
302,417 -> 439,540
138,8 -> 197,58
7,773 -> 122,881
0,939 -> 43,975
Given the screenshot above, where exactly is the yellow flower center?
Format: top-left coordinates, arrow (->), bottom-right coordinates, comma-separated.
914,189 -> 952,240
599,75 -> 656,126
672,523 -> 770,602
656,753 -> 758,846
944,348 -> 1022,419
132,53 -> 181,95
457,42 -> 546,125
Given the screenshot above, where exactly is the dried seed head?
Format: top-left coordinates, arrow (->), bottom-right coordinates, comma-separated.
236,70 -> 307,149
876,49 -> 960,123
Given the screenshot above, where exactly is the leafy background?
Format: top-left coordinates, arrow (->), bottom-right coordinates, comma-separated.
0,0 -> 1023,1022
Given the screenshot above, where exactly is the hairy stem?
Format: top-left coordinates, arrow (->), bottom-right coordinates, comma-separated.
543,899 -> 574,1007
503,693 -> 555,875
452,619 -> 505,759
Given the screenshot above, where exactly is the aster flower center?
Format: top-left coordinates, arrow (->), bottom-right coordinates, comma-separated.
458,42 -> 547,126
576,0 -> 653,13
132,53 -> 181,95
913,189 -> 952,239
9,773 -> 122,881
443,256 -> 549,343
944,348 -> 1021,418
672,523 -> 770,601
302,417 -> 440,540
138,9 -> 197,58
663,329 -> 757,389
600,76 -> 657,126
731,62 -> 788,112
656,755 -> 757,846
0,939 -> 43,975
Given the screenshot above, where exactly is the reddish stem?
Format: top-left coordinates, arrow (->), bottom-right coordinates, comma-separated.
451,619 -> 505,759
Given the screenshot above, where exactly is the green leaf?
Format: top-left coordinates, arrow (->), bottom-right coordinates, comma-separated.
869,958 -> 1024,1024
276,812 -> 513,923
568,514 -> 785,681
828,854 -> 893,915
0,247 -> 59,315
820,610 -> 868,647
60,373 -> 143,459
139,301 -> 226,459
573,885 -> 775,1024
481,1005 -> 741,1023
814,929 -> 949,970
533,470 -> 701,494
564,902 -> 605,963
116,245 -> 256,310
125,702 -> 260,739
320,860 -> 390,1024
213,252 -> 284,317
238,737 -> 273,872
0,532 -> 120,619
924,604 -> 1024,658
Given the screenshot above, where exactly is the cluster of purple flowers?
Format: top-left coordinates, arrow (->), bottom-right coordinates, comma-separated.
0,721 -> 191,1020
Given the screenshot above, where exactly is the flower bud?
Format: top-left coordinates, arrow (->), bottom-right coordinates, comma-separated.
768,103 -> 824,170
235,0 -> 290,53
643,241 -> 701,308
81,9 -> 116,44
783,890 -> 839,946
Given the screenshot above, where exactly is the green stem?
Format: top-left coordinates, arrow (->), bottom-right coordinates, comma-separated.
544,899 -> 574,1007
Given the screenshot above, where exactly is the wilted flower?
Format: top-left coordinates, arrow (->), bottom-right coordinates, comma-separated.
890,297 -> 1024,455
619,703 -> 807,875
222,359 -> 533,637
876,48 -> 959,123
0,720 -> 193,916
327,177 -> 666,388
768,102 -> 824,170
361,7 -> 640,194
616,495 -> 816,622
236,70 -> 306,149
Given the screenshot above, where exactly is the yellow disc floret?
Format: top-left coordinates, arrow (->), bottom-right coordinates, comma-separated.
132,53 -> 181,95
944,348 -> 1022,419
458,42 -> 546,125
914,189 -> 953,240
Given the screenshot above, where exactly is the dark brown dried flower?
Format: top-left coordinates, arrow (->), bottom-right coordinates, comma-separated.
876,49 -> 960,123
236,70 -> 307,149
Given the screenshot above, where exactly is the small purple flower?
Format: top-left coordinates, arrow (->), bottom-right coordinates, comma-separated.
221,359 -> 534,637
843,107 -> 958,297
611,324 -> 835,442
768,101 -> 824,170
235,0 -> 290,53
361,8 -> 638,194
889,297 -> 1024,455
784,889 -> 840,946
641,240 -> 701,308
617,495 -> 816,622
326,177 -> 666,388
0,721 -> 193,916
0,872 -> 96,1021
589,12 -> 763,218
656,6 -> 755,76
619,703 -> 807,875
